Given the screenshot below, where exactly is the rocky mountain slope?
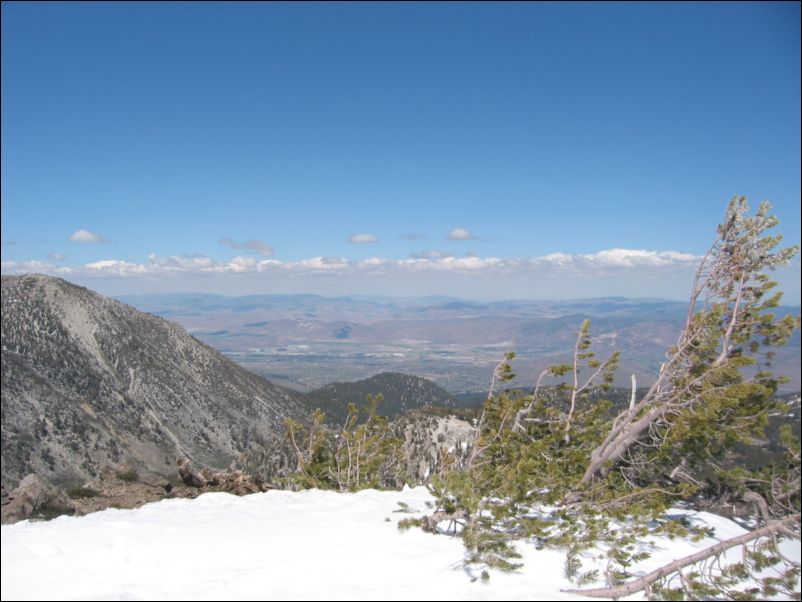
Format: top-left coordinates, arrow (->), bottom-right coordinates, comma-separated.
303,372 -> 458,424
1,274 -> 308,490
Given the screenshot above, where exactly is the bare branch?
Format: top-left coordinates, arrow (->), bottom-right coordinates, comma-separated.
563,514 -> 801,599
629,374 -> 636,411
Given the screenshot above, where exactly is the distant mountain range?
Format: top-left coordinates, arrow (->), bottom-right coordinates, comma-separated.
116,292 -> 801,393
1,275 -> 308,490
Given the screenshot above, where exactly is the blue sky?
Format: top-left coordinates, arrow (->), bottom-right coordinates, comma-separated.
2,2 -> 800,301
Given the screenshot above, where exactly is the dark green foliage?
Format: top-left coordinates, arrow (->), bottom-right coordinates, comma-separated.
281,394 -> 405,492
396,516 -> 424,532
115,469 -> 139,482
35,501 -> 76,521
303,373 -> 458,424
413,342 -> 649,579
67,486 -> 100,499
462,521 -> 522,572
405,199 -> 800,595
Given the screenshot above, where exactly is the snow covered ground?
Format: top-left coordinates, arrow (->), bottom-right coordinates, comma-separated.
1,486 -> 799,601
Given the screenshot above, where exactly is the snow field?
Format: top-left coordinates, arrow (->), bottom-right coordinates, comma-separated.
2,487 -> 799,601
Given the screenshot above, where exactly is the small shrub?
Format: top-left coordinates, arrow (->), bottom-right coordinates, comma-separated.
36,501 -> 74,520
67,486 -> 100,499
116,469 -> 139,482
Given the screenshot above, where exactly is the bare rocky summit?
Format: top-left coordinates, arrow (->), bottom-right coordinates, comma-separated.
1,274 -> 308,490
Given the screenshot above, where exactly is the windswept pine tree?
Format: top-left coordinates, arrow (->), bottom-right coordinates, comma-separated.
282,394 -> 405,492
403,197 -> 801,600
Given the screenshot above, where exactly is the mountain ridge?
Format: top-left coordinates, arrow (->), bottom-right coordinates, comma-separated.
1,274 -> 308,490
303,371 -> 458,424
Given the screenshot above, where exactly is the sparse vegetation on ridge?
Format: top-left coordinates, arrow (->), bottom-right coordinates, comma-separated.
395,197 -> 801,599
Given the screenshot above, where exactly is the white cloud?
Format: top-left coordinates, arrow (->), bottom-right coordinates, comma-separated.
1,259 -> 72,274
447,227 -> 479,241
539,252 -> 573,265
348,234 -> 378,244
580,248 -> 698,268
0,248 -> 702,280
434,256 -> 502,270
408,250 -> 454,259
69,229 -> 110,243
256,259 -> 283,272
226,256 -> 258,272
47,252 -> 66,261
394,256 -> 506,271
295,256 -> 350,270
219,238 -> 274,257
85,259 -> 147,276
147,254 -> 217,272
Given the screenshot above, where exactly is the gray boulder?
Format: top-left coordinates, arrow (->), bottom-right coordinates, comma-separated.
1,474 -> 75,524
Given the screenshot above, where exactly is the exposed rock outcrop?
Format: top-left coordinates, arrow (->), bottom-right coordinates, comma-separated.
393,412 -> 475,483
1,474 -> 75,524
1,274 -> 309,491
234,410 -> 476,487
1,461 -> 275,524
177,458 -> 268,495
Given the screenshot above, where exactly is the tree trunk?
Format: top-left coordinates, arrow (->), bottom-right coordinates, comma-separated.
562,514 -> 800,599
